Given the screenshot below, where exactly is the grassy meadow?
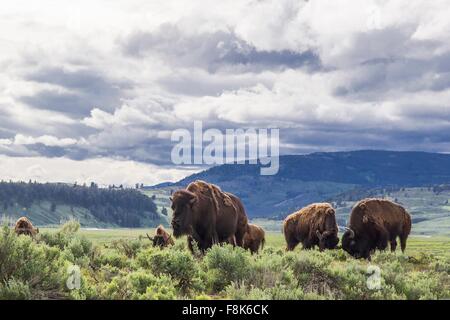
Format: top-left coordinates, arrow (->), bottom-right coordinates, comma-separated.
40,226 -> 450,255
1,221 -> 448,300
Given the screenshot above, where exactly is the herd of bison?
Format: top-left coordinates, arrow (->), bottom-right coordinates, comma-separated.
14,180 -> 412,260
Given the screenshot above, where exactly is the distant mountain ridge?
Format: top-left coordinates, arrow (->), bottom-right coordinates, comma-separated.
150,150 -> 450,218
179,150 -> 450,186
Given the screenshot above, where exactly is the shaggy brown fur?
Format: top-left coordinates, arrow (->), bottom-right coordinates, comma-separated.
186,180 -> 237,214
283,203 -> 339,251
342,198 -> 412,259
14,217 -> 39,237
243,223 -> 265,254
147,225 -> 174,248
171,180 -> 248,253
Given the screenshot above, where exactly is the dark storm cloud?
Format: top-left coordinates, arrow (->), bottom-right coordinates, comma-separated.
21,67 -> 133,117
157,72 -> 274,97
121,24 -> 322,73
279,124 -> 450,157
332,26 -> 450,101
20,90 -> 94,116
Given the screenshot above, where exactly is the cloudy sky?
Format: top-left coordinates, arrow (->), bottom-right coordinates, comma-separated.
1,0 -> 450,185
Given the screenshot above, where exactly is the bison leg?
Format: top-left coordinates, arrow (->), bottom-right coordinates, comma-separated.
400,234 -> 408,253
376,230 -> 389,251
286,240 -> 299,251
228,235 -> 237,247
187,236 -> 196,254
390,238 -> 397,252
234,228 -> 245,247
284,231 -> 300,251
302,239 -> 314,250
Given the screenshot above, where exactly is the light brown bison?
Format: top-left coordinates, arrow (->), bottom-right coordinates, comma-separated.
146,225 -> 174,248
171,180 -> 248,253
342,198 -> 412,259
14,217 -> 39,237
243,223 -> 265,254
283,203 -> 339,251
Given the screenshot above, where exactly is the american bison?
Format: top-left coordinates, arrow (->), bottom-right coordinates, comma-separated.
243,223 -> 265,254
283,203 -> 339,251
146,225 -> 174,248
342,198 -> 412,259
14,217 -> 39,237
171,180 -> 248,253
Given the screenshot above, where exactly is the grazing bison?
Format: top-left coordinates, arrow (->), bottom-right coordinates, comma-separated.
171,180 -> 248,253
243,223 -> 265,254
283,203 -> 339,251
342,198 -> 412,259
14,217 -> 39,237
146,225 -> 174,248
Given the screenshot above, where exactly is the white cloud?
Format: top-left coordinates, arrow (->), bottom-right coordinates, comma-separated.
82,105 -> 158,129
1,0 -> 450,184
0,139 -> 12,145
0,155 -> 199,186
14,134 -> 78,147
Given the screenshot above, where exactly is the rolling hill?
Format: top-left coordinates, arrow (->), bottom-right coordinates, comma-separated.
149,150 -> 450,216
0,181 -> 163,227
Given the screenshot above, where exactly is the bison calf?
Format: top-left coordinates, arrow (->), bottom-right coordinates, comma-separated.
243,224 -> 265,254
284,203 -> 339,251
146,225 -> 175,248
14,217 -> 39,237
342,198 -> 412,259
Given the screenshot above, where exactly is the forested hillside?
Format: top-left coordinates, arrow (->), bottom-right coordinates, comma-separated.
152,150 -> 450,217
0,181 -> 160,227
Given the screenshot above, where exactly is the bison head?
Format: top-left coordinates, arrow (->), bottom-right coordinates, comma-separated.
170,190 -> 197,237
316,230 -> 339,251
153,235 -> 166,247
341,228 -> 370,259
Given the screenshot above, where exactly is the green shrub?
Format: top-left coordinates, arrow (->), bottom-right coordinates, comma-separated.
394,271 -> 449,300
0,225 -> 68,299
61,237 -> 93,266
136,248 -> 200,293
61,220 -> 80,234
99,270 -> 177,300
203,245 -> 251,293
286,251 -> 339,298
225,281 -> 307,300
2,222 -> 449,300
39,231 -> 71,249
110,239 -> 145,258
96,250 -> 130,269
0,278 -> 31,300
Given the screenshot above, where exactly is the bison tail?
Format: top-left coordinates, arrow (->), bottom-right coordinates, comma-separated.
261,237 -> 265,250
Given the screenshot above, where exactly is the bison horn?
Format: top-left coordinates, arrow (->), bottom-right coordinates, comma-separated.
316,230 -> 323,240
345,227 -> 355,239
169,196 -> 173,202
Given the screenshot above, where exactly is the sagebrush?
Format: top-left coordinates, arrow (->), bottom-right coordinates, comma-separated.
0,222 -> 449,300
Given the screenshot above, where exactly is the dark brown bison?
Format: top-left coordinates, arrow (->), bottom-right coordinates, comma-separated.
283,203 -> 339,251
146,225 -> 174,248
14,217 -> 39,237
171,180 -> 248,253
342,198 -> 412,259
243,223 -> 265,254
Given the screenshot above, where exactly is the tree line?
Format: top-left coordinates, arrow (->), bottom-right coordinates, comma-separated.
0,181 -> 158,227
